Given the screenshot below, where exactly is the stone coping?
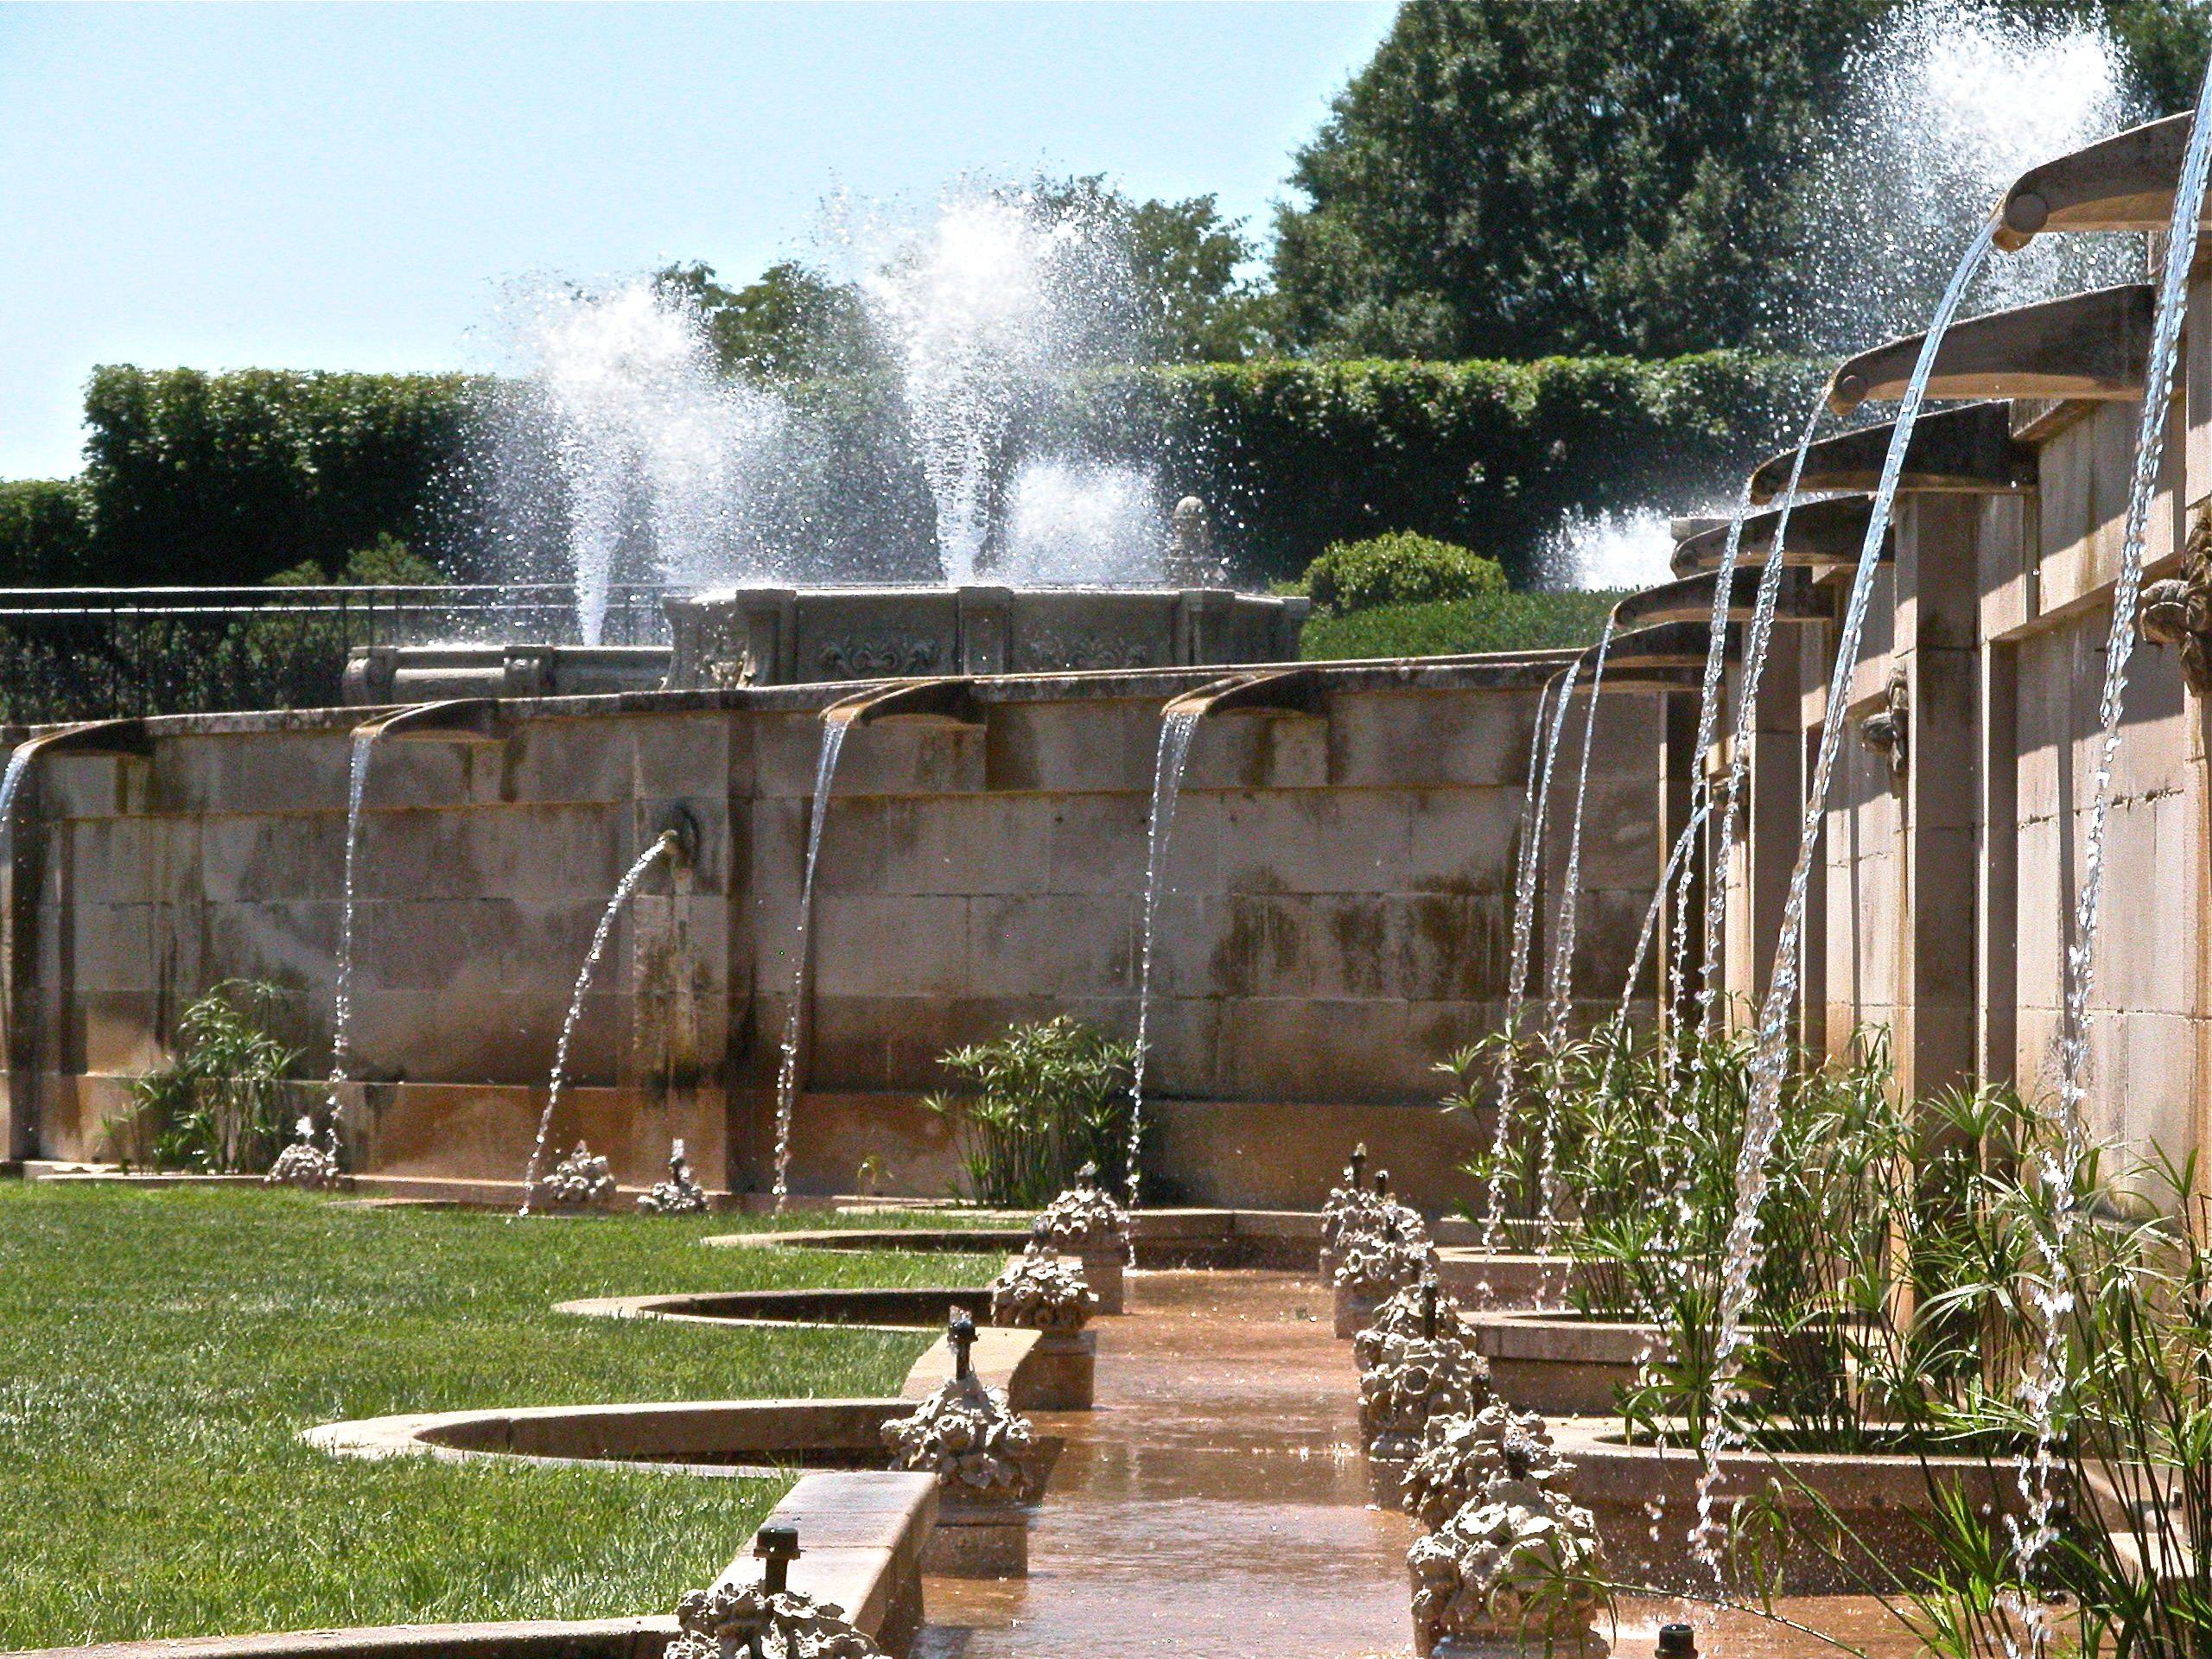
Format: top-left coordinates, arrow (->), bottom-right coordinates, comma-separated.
8,652 -> 1579,742
1433,1249 -> 1594,1309
3,1471 -> 938,1659
1468,1311 -> 1669,1366
1548,1416 -> 2020,1594
707,1206 -> 1330,1271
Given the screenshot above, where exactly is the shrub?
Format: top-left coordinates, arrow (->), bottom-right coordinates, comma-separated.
0,480 -> 96,586
1300,531 -> 1506,614
111,981 -> 305,1173
1300,591 -> 1621,659
925,1017 -> 1137,1208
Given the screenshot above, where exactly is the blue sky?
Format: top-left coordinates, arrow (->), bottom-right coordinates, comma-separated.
0,2 -> 1395,480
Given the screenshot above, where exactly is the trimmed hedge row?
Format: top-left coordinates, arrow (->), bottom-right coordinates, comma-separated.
1,355 -> 1811,591
78,366 -> 480,588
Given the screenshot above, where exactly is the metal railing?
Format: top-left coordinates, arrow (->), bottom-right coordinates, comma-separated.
0,583 -> 674,724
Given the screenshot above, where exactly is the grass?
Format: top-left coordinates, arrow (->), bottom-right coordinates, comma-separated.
1300,589 -> 1624,660
0,1185 -> 1000,1650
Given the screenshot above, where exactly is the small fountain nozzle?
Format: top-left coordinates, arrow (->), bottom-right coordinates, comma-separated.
754,1523 -> 799,1594
1421,1274 -> 1440,1340
1075,1160 -> 1098,1190
949,1309 -> 977,1380
1348,1142 -> 1368,1186
1372,1168 -> 1390,1198
1657,1624 -> 1697,1658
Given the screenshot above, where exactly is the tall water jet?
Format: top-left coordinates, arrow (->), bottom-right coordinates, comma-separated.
490,277 -> 786,642
996,459 -> 1166,586
859,188 -> 1144,584
1126,707 -> 1203,1215
1691,215 -> 2001,1573
1476,666 -> 1576,1264
771,715 -> 855,1211
518,829 -> 681,1217
1791,0 -> 2143,352
2012,81 -> 2212,1648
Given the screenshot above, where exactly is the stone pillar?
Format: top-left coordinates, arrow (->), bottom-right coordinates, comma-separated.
1656,690 -> 1702,1032
1893,495 -> 1982,1104
1721,632 -> 1806,1020
1977,639 -> 2018,1091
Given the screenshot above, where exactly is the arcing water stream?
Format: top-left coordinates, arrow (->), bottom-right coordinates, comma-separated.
1126,708 -> 1203,1215
323,729 -> 378,1138
772,716 -> 855,1211
518,830 -> 679,1217
2008,79 -> 2212,1652
1692,215 -> 2001,1573
1477,667 -> 1573,1264
1694,407 -> 1825,1029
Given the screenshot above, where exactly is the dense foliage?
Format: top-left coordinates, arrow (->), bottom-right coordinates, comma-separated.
1299,531 -> 1508,614
1301,590 -> 1620,660
925,1017 -> 1138,1207
0,480 -> 95,586
79,366 -> 479,588
1272,0 -> 2212,360
112,982 -> 304,1173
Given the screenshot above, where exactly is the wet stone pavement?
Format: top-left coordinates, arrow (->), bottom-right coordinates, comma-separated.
911,1268 -> 1931,1659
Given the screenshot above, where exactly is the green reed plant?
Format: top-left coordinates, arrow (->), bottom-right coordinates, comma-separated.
924,1016 -> 1137,1207
111,980 -> 305,1173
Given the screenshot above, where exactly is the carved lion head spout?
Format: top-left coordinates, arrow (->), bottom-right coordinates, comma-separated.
1858,669 -> 1909,787
2143,503 -> 2212,695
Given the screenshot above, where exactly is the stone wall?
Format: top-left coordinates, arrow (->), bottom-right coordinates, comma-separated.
0,660 -> 1666,1210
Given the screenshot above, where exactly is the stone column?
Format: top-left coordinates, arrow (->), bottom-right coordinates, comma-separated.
1655,690 -> 1702,1033
1722,630 -> 1806,1020
1893,495 -> 1983,1104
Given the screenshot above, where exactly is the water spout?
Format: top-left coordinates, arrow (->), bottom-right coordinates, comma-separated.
771,715 -> 855,1213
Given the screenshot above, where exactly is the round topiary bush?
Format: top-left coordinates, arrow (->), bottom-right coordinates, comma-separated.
1301,531 -> 1508,615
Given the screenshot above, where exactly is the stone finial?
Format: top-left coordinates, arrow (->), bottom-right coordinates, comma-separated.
639,1137 -> 711,1215
530,1141 -> 617,1211
1401,1403 -> 1562,1533
664,1562 -> 884,1659
1040,1179 -> 1131,1252
1171,496 -> 1212,563
880,1368 -> 1041,1506
990,1249 -> 1096,1333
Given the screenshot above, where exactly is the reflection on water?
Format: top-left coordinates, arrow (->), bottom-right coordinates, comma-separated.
912,1269 -> 1926,1659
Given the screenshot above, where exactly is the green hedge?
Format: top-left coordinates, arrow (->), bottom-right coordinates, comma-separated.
0,480 -> 96,586
79,366 -> 481,588
1300,591 -> 1624,660
0,353 -> 1809,593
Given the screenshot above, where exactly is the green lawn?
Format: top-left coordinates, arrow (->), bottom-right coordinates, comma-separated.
0,1185 -> 998,1651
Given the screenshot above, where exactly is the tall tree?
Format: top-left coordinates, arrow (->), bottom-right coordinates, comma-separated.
1273,0 -> 2210,363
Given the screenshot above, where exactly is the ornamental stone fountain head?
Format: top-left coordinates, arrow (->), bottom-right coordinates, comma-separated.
991,1239 -> 1097,1334
882,1317 -> 1052,1576
1358,1323 -> 1492,1465
1355,1277 -> 1483,1373
1404,1402 -> 1605,1659
2142,504 -> 2212,693
665,1529 -> 885,1659
639,1137 -> 711,1215
265,1115 -> 344,1192
1320,1144 -> 1387,1279
1040,1168 -> 1133,1314
530,1141 -> 617,1211
1332,1213 -> 1440,1338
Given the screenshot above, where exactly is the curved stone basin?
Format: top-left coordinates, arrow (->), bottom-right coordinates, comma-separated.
1549,1417 -> 2021,1596
709,1209 -> 1325,1272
